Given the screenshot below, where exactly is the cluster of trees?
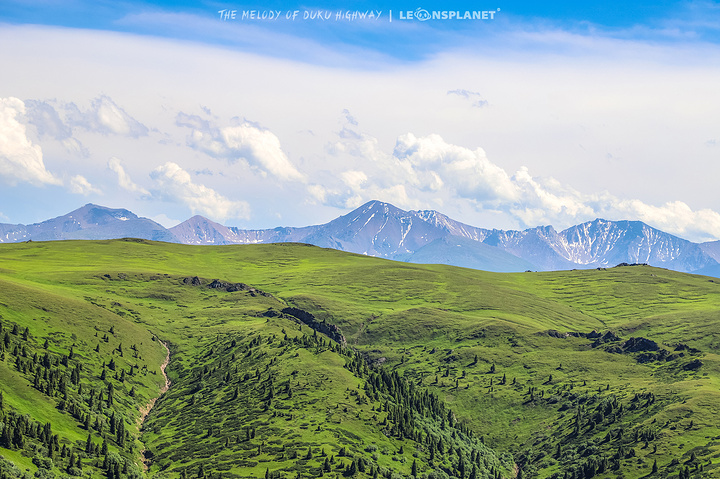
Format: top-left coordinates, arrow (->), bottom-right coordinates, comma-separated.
0,319 -> 144,479
521,385 -> 693,479
142,321 -> 512,479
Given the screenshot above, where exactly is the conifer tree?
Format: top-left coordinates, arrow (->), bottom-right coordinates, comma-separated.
347,459 -> 357,476
85,433 -> 93,454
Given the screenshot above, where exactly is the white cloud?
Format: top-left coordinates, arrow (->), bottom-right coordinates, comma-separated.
150,162 -> 250,221
340,170 -> 368,191
613,200 -> 720,242
108,157 -> 150,195
221,123 -> 304,181
3,25 -> 720,237
321,120 -> 720,241
0,97 -> 62,186
66,95 -> 149,137
179,113 -> 304,181
306,184 -> 328,203
395,133 -> 519,202
69,175 -> 101,195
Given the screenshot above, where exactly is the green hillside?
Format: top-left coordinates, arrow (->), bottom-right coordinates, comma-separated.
1,240 -> 719,479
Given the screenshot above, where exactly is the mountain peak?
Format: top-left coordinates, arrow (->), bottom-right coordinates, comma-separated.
2,202 -> 719,277
359,200 -> 403,214
182,215 -> 217,225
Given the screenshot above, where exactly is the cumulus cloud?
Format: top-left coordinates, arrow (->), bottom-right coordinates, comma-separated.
395,133 -> 518,201
321,117 -> 720,241
178,113 -> 304,181
108,157 -> 150,195
612,200 -> 720,243
222,123 -> 304,181
66,95 -> 149,137
69,175 -> 101,195
306,184 -> 328,203
0,97 -> 62,186
321,118 -> 426,209
150,162 -> 250,221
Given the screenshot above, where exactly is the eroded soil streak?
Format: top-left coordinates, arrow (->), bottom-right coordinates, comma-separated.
139,341 -> 171,471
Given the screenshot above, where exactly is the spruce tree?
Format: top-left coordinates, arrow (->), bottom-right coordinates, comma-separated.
85,433 -> 93,454
347,459 -> 357,476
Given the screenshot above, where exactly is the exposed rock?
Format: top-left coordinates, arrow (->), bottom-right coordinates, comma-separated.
281,307 -> 346,346
636,349 -> 669,363
262,308 -> 282,318
592,331 -> 621,348
208,279 -> 227,289
183,276 -> 202,286
226,283 -> 250,292
622,337 -> 659,353
674,343 -> 702,354
543,330 -> 620,345
683,359 -> 703,371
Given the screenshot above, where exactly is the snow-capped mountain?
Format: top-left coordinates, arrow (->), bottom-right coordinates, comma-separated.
0,204 -> 178,243
555,219 -> 715,272
3,201 -> 720,276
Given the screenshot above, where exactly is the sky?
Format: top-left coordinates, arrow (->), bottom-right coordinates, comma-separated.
1,0 -> 720,241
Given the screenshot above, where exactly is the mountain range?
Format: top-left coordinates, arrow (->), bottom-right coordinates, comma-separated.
3,201 -> 720,276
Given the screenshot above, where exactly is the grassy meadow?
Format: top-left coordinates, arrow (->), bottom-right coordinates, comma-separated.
1,239 -> 719,479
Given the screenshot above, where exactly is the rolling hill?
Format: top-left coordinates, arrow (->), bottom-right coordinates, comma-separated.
1,240 -> 719,479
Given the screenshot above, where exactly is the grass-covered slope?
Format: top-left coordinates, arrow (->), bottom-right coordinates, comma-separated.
0,239 -> 719,479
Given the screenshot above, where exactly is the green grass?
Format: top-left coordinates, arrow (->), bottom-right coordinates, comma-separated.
1,240 -> 720,478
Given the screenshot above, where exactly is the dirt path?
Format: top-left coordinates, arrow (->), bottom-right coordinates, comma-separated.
138,340 -> 171,471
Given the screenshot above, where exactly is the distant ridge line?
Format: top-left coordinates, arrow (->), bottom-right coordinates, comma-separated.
2,200 -> 720,277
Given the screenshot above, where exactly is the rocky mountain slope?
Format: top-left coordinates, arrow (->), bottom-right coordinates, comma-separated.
3,201 -> 719,276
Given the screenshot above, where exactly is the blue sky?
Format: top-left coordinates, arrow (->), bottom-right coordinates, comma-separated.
3,0 -> 720,61
1,0 -> 720,241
